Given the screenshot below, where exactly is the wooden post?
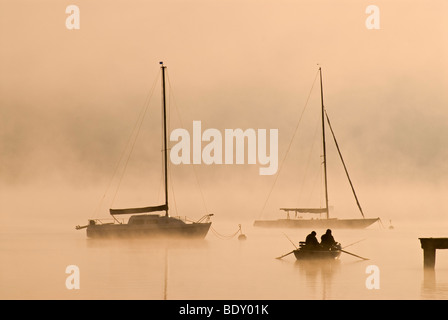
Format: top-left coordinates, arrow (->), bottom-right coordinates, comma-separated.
419,238 -> 448,269
423,246 -> 436,269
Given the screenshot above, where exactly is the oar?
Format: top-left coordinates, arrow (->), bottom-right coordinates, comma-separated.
282,232 -> 298,249
339,249 -> 369,261
275,250 -> 295,260
276,233 -> 299,259
342,239 -> 366,249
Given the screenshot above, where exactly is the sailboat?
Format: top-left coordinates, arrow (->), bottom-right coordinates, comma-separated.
76,62 -> 213,238
254,67 -> 380,229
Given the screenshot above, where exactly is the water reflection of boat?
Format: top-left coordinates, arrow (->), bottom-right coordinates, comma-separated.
295,258 -> 341,271
76,62 -> 212,239
295,258 -> 341,299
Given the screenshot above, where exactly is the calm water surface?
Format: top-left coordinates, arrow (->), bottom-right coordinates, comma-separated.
1,219 -> 448,300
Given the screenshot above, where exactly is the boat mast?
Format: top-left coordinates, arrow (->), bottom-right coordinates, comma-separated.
319,67 -> 330,219
161,62 -> 169,217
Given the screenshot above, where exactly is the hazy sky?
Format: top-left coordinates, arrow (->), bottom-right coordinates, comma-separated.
1,1 -> 447,224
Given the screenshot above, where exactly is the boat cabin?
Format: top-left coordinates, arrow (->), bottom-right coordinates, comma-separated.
128,214 -> 186,225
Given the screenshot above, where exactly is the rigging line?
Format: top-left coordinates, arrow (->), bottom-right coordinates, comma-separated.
92,69 -> 161,218
210,226 -> 241,239
324,110 -> 365,218
166,71 -> 209,214
258,70 -> 320,219
283,232 -> 299,250
110,69 -> 161,208
320,157 -> 324,210
305,149 -> 323,211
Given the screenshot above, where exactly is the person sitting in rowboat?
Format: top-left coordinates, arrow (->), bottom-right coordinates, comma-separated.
320,229 -> 337,250
305,231 -> 320,249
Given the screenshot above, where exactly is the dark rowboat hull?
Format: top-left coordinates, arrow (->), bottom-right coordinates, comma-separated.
293,248 -> 341,260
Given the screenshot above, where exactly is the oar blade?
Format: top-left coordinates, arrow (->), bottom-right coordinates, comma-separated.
276,250 -> 294,259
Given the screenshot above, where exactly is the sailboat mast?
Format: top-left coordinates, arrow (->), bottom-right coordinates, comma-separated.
319,67 -> 330,219
161,62 -> 169,217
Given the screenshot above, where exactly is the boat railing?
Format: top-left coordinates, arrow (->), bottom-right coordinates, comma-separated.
173,213 -> 214,224
195,214 -> 214,223
90,218 -> 124,225
172,216 -> 189,222
75,218 -> 124,230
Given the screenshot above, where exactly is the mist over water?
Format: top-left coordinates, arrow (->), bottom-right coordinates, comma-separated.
1,181 -> 448,300
1,207 -> 448,300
